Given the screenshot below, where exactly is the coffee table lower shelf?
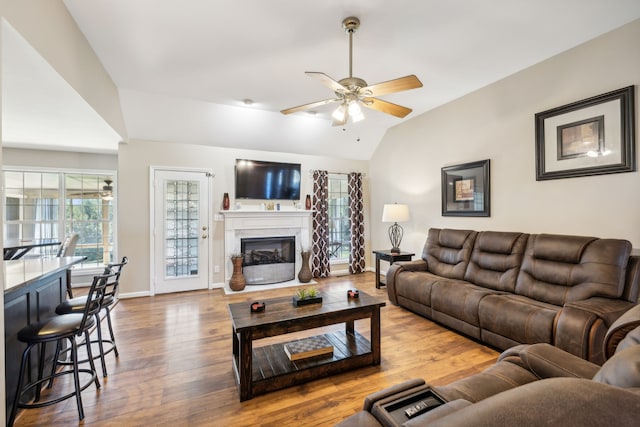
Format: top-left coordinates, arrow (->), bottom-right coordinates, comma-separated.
233,330 -> 374,398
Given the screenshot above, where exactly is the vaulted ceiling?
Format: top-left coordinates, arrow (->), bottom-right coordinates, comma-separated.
4,1 -> 640,160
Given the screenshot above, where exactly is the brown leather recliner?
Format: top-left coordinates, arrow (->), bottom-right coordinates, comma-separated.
335,304 -> 640,427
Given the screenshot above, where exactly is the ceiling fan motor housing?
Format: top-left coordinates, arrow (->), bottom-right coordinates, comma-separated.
337,77 -> 368,94
342,16 -> 360,33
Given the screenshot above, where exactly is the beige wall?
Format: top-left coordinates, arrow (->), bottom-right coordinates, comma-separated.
370,19 -> 640,257
117,139 -> 370,296
2,147 -> 117,170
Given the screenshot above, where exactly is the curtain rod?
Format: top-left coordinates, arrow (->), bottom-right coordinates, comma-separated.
308,170 -> 367,177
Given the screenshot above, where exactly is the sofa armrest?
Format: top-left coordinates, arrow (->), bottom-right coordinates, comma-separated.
555,297 -> 635,364
363,379 -> 426,412
386,260 -> 428,305
519,343 -> 600,379
604,304 -> 640,358
427,378 -> 640,427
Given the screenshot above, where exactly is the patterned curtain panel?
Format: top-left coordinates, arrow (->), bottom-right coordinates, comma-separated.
348,172 -> 366,274
311,170 -> 330,278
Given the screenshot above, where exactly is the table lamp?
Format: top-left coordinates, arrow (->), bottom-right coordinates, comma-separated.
382,203 -> 410,253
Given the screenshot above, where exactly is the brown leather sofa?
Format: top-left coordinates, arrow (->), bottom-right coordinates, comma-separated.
386,228 -> 640,364
335,304 -> 640,427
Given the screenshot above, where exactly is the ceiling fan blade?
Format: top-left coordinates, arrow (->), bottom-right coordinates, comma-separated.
361,75 -> 423,97
280,98 -> 339,115
305,72 -> 348,93
361,97 -> 413,118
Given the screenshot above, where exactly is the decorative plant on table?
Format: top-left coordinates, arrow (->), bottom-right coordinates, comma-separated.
293,286 -> 322,306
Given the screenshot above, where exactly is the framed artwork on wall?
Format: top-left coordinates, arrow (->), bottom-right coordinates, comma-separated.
441,159 -> 490,217
535,86 -> 635,180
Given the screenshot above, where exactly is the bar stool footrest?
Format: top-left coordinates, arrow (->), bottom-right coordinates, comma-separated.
57,339 -> 118,366
17,368 -> 97,409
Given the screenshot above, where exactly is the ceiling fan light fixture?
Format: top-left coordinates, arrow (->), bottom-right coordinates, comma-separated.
332,103 -> 347,122
348,101 -> 364,122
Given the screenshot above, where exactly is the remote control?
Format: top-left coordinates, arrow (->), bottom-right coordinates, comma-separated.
404,397 -> 440,418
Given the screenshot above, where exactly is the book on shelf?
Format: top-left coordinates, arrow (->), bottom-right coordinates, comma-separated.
284,335 -> 334,361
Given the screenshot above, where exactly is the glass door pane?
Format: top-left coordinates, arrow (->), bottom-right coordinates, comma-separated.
164,179 -> 200,278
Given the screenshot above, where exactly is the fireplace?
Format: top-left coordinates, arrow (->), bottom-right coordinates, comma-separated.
241,236 -> 295,285
222,210 -> 312,290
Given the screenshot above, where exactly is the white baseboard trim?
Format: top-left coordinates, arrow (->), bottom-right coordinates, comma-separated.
119,291 -> 151,299
211,282 -> 225,289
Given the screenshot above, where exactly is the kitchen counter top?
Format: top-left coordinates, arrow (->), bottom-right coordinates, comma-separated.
4,256 -> 85,293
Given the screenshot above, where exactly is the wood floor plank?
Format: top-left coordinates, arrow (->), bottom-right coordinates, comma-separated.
12,272 -> 499,426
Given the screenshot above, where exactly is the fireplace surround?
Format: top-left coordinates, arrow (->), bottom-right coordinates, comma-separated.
222,210 -> 312,289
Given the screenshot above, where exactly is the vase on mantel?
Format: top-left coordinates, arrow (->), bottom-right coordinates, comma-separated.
222,193 -> 230,210
305,194 -> 312,210
229,256 -> 246,291
298,251 -> 312,283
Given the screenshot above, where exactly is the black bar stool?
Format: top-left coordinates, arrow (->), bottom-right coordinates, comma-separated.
7,271 -> 116,426
55,257 -> 128,377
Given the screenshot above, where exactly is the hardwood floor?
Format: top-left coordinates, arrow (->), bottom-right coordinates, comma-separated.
13,272 -> 498,426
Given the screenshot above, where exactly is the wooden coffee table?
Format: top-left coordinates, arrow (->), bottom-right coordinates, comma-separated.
228,290 -> 386,401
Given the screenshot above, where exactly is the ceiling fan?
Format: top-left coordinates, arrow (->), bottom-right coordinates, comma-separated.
281,16 -> 423,126
101,179 -> 114,200
66,178 -> 114,200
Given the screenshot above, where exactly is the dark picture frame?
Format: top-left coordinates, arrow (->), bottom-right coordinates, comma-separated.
442,159 -> 490,217
535,86 -> 635,180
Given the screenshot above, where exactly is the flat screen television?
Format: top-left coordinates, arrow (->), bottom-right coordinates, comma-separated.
235,159 -> 301,200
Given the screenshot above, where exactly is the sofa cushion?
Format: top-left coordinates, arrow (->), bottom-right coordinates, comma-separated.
423,228 -> 477,280
478,294 -> 559,347
431,281 -> 498,329
464,231 -> 528,292
592,345 -> 640,388
515,234 -> 631,306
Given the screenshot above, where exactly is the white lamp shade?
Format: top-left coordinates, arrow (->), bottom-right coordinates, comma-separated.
382,204 -> 410,223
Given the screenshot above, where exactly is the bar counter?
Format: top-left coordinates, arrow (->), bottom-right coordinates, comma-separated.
4,256 -> 85,413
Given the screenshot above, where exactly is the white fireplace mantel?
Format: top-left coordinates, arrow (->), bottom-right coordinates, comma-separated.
221,210 -> 313,283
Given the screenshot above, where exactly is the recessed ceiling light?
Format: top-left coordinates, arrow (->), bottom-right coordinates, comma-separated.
242,99 -> 254,105
306,111 -> 317,116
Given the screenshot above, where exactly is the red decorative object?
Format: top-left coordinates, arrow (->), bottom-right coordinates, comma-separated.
250,301 -> 266,312
223,192 -> 230,210
305,194 -> 312,210
347,289 -> 360,299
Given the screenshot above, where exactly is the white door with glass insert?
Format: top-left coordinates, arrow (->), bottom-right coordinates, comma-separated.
153,169 -> 210,294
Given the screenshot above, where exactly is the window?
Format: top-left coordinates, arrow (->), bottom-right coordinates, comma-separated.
327,173 -> 351,261
3,170 -> 116,269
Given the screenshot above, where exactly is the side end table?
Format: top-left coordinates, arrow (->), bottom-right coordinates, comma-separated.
372,250 -> 415,289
